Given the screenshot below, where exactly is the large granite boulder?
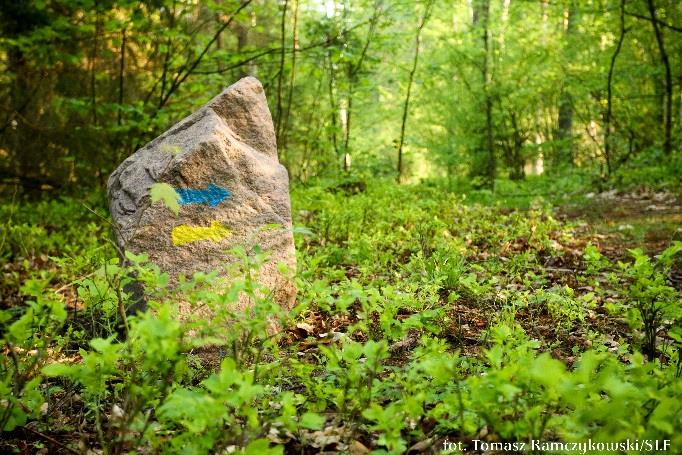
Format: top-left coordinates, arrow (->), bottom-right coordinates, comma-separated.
107,77 -> 296,311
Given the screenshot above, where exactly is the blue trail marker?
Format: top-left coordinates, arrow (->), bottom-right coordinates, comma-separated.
176,183 -> 231,208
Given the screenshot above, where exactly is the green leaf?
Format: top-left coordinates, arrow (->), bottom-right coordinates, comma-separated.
243,439 -> 283,455
150,182 -> 180,215
90,337 -> 114,353
158,388 -> 224,433
299,412 -> 325,430
293,226 -> 314,236
42,362 -> 72,377
124,251 -> 148,264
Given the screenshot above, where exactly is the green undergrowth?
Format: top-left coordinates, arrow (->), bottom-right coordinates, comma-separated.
1,179 -> 681,454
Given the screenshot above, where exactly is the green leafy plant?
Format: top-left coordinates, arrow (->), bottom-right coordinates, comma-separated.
1,279 -> 66,431
618,243 -> 682,360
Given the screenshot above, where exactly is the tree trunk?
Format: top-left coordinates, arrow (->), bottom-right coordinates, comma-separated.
556,94 -> 573,164
471,0 -> 496,189
275,0 -> 289,143
397,0 -> 434,182
326,50 -> 340,164
281,0 -> 299,155
117,28 -> 126,126
604,0 -> 627,176
556,0 -> 576,168
342,0 -> 382,172
90,2 -> 100,125
229,20 -> 250,78
646,0 -> 672,155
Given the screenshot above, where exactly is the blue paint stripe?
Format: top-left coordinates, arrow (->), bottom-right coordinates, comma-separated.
176,183 -> 231,208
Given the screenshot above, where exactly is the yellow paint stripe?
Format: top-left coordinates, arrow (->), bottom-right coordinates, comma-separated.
171,221 -> 231,246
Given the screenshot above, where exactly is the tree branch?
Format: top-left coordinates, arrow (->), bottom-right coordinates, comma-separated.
155,0 -> 253,113
625,9 -> 682,33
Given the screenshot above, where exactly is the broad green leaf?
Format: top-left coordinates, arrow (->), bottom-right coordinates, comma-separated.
42,362 -> 73,377
150,182 -> 180,215
299,412 -> 325,430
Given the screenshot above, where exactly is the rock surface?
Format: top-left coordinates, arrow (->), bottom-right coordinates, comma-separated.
107,77 -> 296,311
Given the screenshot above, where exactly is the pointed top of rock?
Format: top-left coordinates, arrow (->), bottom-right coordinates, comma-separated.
206,76 -> 278,159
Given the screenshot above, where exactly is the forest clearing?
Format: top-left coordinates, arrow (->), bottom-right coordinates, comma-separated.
1,1 -> 681,454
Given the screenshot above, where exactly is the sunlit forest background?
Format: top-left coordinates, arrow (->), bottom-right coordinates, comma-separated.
2,0 -> 680,188
1,1 -> 682,453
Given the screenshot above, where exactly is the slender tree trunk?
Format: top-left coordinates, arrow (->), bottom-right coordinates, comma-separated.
159,36 -> 172,108
484,96 -> 494,185
344,95 -> 352,163
397,0 -> 433,182
229,20 -> 250,77
508,111 -> 526,180
341,0 -> 351,169
90,2 -> 100,124
275,0 -> 289,142
471,0 -> 495,188
216,14 -> 224,74
678,72 -> 682,130
281,0 -> 299,154
646,0 -> 672,155
5,39 -> 34,184
342,0 -> 382,172
556,94 -> 573,163
604,0 -> 627,175
158,1 -> 176,109
117,28 -> 126,126
327,50 -> 340,164
556,0 -> 576,168
299,76 -> 324,179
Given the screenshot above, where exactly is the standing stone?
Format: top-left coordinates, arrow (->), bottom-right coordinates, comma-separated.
107,77 -> 296,312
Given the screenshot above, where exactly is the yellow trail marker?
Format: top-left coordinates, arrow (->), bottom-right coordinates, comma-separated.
171,221 -> 231,246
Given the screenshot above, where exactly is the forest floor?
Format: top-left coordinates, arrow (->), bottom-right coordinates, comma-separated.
561,189 -> 682,296
289,187 -> 682,369
2,181 -> 681,454
559,189 -> 682,257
